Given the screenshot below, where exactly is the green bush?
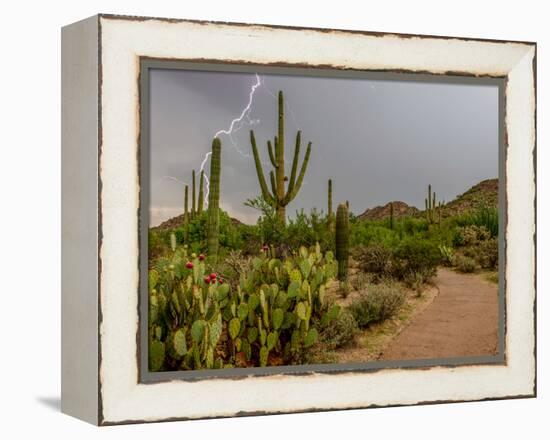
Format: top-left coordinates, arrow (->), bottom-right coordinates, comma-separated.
350,221 -> 400,248
286,208 -> 333,253
354,243 -> 392,281
350,272 -> 370,291
391,237 -> 440,283
455,255 -> 477,273
319,308 -> 358,350
339,280 -> 351,298
400,217 -> 429,235
245,196 -> 333,255
452,227 -> 466,247
477,238 -> 498,269
349,283 -> 405,328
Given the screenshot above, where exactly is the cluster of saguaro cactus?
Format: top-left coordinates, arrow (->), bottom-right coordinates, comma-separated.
180,169 -> 206,246
425,184 -> 442,224
207,138 -> 222,259
148,243 -> 340,370
335,203 -> 350,281
250,91 -> 312,224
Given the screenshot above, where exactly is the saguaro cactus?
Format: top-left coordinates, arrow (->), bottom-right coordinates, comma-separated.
250,91 -> 312,224
389,202 -> 394,230
197,170 -> 205,215
207,138 -> 222,258
191,169 -> 196,220
184,185 -> 189,243
335,203 -> 349,281
327,179 -> 333,225
425,184 -> 439,224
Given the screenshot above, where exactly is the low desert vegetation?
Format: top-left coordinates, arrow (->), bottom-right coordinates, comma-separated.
148,89 -> 499,371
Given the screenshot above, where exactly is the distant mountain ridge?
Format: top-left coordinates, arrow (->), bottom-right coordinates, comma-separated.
356,178 -> 498,221
357,201 -> 419,221
151,178 -> 499,229
153,213 -> 244,231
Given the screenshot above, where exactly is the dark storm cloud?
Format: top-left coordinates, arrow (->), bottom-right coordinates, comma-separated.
149,69 -> 498,226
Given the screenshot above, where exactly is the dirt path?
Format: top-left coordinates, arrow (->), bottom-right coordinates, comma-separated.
380,268 -> 499,360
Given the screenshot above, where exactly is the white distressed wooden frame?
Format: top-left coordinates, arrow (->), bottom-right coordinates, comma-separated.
61,14 -> 536,425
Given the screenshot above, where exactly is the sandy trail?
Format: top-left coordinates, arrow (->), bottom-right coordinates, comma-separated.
380,268 -> 499,361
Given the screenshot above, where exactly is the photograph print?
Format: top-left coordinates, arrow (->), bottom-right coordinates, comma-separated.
144,65 -> 502,374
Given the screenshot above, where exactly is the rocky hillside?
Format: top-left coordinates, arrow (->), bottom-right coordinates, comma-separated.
152,212 -> 243,231
357,201 -> 419,221
443,178 -> 498,216
356,179 -> 498,222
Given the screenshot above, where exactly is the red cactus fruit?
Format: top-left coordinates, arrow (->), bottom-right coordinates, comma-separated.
198,254 -> 205,261
185,261 -> 193,269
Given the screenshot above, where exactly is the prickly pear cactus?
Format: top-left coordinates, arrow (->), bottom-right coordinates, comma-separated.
148,242 -> 339,370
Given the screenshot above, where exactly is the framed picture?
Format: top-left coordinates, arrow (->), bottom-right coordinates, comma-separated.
61,14 -> 536,425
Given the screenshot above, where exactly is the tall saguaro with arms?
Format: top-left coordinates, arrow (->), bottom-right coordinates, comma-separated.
250,90 -> 312,224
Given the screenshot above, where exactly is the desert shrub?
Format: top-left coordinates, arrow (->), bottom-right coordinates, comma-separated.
477,238 -> 498,269
400,217 -> 429,235
245,197 -> 333,256
211,250 -> 252,290
455,255 -> 477,273
349,283 -> 405,328
350,221 -> 400,248
451,226 -> 465,247
319,308 -> 358,350
339,280 -> 351,298
245,196 -> 287,249
391,237 -> 439,283
286,208 -> 333,253
354,243 -> 392,280
402,270 -> 428,296
453,225 -> 491,247
351,272 -> 370,291
304,349 -> 339,365
462,246 -> 479,259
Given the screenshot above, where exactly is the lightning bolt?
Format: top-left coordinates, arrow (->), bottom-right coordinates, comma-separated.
198,73 -> 262,206
197,73 -> 302,206
162,175 -> 188,186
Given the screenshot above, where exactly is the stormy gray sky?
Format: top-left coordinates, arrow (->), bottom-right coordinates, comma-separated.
149,69 -> 498,226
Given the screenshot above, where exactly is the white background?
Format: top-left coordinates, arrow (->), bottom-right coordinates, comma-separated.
0,0 -> 546,438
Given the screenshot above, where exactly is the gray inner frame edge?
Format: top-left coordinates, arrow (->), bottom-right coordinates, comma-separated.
138,59 -> 506,383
